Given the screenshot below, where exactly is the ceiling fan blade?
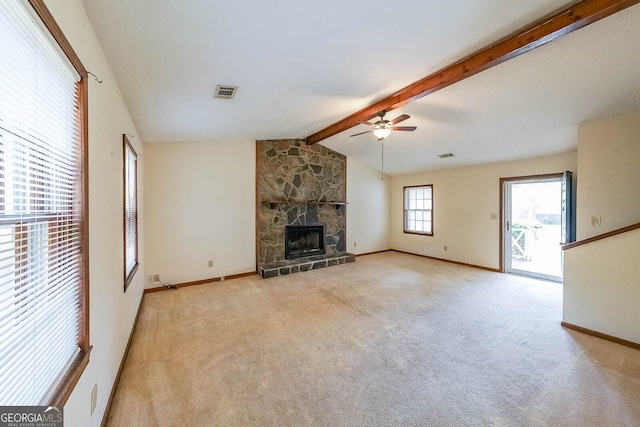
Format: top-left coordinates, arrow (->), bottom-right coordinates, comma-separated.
390,114 -> 410,125
359,121 -> 375,126
391,126 -> 417,131
350,130 -> 373,137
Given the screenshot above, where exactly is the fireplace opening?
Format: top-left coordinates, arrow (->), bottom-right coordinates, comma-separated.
285,225 -> 325,259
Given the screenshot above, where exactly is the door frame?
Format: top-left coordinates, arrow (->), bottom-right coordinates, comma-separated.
499,173 -> 564,274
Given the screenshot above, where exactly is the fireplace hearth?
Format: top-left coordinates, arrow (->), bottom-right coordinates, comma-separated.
285,225 -> 325,259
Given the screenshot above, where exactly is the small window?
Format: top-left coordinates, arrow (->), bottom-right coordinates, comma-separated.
123,135 -> 138,290
404,185 -> 433,235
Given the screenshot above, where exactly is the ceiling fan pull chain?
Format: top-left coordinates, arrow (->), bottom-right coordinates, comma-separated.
381,140 -> 384,180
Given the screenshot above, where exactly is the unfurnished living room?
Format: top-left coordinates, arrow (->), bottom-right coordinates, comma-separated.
0,0 -> 639,426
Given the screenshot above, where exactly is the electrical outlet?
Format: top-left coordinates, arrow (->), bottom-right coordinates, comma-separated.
153,274 -> 159,282
491,213 -> 498,220
91,384 -> 97,415
591,216 -> 602,226
147,275 -> 153,283
208,260 -> 214,268
444,245 -> 448,251
353,242 -> 357,247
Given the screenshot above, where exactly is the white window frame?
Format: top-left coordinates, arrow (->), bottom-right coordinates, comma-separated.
403,185 -> 434,236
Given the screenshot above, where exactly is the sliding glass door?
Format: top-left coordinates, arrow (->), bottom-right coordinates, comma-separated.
503,174 -> 573,282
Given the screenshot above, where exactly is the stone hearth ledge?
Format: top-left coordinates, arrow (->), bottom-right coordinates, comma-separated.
259,252 -> 355,279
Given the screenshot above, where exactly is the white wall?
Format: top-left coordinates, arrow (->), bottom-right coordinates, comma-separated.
346,158 -> 391,254
577,110 -> 640,239
44,1 -> 145,426
143,141 -> 256,285
563,228 -> 640,343
390,152 -> 577,269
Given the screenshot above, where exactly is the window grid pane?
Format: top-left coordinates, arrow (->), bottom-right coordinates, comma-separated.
404,185 -> 433,235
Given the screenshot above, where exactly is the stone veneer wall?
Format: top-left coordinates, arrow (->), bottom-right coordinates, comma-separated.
257,139 -> 346,266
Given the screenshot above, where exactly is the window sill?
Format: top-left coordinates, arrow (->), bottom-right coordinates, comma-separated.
50,345 -> 93,406
124,263 -> 139,292
403,231 -> 434,236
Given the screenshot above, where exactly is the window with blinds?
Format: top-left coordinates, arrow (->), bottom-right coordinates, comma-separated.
123,135 -> 138,290
0,0 -> 88,405
404,185 -> 434,235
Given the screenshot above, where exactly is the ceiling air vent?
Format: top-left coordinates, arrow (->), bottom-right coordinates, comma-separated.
214,85 -> 238,100
438,153 -> 455,158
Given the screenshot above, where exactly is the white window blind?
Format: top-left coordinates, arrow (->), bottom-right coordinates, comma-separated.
123,136 -> 138,289
0,0 -> 83,405
404,185 -> 433,235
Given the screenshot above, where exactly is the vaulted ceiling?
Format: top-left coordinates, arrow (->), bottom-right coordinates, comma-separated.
82,0 -> 640,175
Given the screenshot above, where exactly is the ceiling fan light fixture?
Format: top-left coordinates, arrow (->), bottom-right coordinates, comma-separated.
373,125 -> 391,140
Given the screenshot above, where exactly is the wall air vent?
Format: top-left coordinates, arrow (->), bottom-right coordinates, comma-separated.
438,153 -> 455,158
214,85 -> 238,99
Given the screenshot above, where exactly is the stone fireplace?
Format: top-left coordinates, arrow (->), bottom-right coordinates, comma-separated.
256,139 -> 355,278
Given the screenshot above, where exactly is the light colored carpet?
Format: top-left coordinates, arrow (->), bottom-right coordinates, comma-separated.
106,252 -> 640,426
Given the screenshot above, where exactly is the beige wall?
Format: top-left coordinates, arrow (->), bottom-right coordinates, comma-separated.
346,158 -> 391,254
563,109 -> 640,344
564,228 -> 640,343
577,110 -> 640,240
143,141 -> 256,285
44,1 -> 145,426
390,152 -> 577,269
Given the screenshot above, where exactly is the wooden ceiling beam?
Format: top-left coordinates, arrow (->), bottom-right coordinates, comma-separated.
305,0 -> 640,145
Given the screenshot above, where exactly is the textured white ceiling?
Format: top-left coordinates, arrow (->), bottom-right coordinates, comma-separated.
81,0 -> 640,175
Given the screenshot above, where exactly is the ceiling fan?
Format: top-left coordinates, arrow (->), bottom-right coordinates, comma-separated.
350,110 -> 417,140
